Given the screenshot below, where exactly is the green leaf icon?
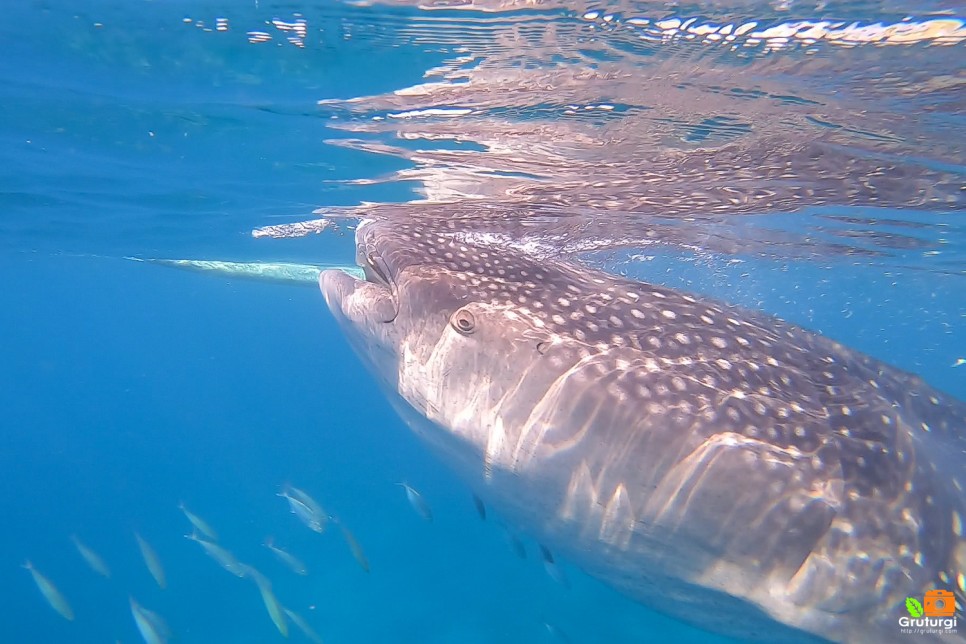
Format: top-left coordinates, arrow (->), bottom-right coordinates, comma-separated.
906,597 -> 924,618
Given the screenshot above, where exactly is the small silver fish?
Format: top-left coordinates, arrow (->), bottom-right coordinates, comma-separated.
287,485 -> 327,519
283,608 -> 324,644
242,565 -> 289,637
502,526 -> 526,560
23,561 -> 74,621
334,519 -> 370,573
544,622 -> 572,643
539,545 -> 569,588
134,533 -> 166,589
178,502 -> 218,541
471,494 -> 487,521
264,537 -> 308,575
398,483 -> 433,522
278,484 -> 327,533
130,596 -> 170,644
184,532 -> 247,577
70,534 -> 111,578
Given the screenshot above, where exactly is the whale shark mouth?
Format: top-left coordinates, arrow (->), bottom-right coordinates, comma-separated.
319,253 -> 398,325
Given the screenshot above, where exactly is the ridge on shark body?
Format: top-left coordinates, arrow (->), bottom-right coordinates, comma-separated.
319,218 -> 966,644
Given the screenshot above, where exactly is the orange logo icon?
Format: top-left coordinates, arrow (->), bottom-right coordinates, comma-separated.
923,590 -> 957,617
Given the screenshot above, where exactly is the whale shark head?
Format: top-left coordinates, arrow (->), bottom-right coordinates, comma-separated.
319,218 -> 566,457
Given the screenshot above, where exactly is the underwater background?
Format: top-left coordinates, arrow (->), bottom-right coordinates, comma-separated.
1,1 -> 963,642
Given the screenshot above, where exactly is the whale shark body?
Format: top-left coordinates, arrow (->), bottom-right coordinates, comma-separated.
320,219 -> 966,643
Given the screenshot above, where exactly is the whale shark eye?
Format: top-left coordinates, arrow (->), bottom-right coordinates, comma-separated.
451,308 -> 476,335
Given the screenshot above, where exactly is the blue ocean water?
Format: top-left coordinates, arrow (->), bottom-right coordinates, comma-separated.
1,1 -> 963,643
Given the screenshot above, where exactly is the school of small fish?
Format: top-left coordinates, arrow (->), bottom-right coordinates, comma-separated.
23,481 -> 569,642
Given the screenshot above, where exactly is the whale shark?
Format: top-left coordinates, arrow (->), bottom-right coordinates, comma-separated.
319,218 -> 966,643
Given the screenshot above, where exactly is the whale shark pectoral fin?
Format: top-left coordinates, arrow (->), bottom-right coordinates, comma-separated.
642,430 -> 842,593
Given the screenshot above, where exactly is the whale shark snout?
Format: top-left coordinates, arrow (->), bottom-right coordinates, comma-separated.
320,219 -> 966,644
